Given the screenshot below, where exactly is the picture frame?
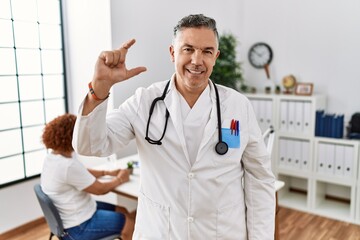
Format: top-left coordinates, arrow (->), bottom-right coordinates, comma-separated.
295,83 -> 313,96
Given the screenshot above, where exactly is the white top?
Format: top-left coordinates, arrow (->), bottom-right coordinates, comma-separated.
40,152 -> 96,229
73,76 -> 275,239
178,85 -> 211,165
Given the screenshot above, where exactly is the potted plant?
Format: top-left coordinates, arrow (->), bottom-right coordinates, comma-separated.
211,33 -> 245,91
127,161 -> 134,174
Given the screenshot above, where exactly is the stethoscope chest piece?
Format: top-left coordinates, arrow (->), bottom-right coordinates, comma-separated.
215,141 -> 228,155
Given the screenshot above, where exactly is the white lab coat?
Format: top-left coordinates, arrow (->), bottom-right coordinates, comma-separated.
73,76 -> 275,240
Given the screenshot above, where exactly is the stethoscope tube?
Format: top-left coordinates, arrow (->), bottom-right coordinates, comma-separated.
145,80 -> 228,155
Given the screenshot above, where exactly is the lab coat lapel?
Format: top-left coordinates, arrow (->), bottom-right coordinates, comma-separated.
164,84 -> 191,165
197,83 -> 228,161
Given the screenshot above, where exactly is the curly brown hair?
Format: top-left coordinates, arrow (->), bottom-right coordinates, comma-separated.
42,113 -> 76,153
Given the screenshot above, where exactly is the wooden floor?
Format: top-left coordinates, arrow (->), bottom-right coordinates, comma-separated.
3,207 -> 360,240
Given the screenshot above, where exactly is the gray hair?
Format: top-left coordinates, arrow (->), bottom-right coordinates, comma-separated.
173,14 -> 219,45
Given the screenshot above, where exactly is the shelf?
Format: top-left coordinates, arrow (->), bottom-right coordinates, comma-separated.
278,191 -> 308,211
313,180 -> 355,221
277,174 -> 309,211
313,199 -> 352,222
246,93 -> 360,225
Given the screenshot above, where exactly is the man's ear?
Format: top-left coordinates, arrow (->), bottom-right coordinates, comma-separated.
213,50 -> 220,66
169,45 -> 175,62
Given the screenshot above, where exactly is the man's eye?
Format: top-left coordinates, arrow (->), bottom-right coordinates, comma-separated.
204,50 -> 213,55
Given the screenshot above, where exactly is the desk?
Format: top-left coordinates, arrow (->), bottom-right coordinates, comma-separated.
98,154 -> 285,239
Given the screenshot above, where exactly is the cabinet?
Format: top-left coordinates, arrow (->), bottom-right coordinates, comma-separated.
246,93 -> 360,224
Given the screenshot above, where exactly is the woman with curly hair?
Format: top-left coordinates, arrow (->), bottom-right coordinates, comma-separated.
41,113 -> 134,240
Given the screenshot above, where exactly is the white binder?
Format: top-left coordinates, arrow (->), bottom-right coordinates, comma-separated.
343,145 -> 354,178
325,143 -> 335,175
317,143 -> 326,173
279,138 -> 287,167
258,100 -> 267,132
334,145 -> 344,176
264,100 -> 273,130
286,139 -> 295,168
303,102 -> 312,133
287,101 -> 296,132
294,101 -> 304,132
293,140 -> 302,169
280,101 -> 288,131
301,141 -> 310,171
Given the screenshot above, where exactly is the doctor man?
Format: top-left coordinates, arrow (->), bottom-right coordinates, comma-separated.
73,14 -> 275,240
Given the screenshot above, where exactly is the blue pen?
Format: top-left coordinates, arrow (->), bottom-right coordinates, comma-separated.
236,120 -> 239,136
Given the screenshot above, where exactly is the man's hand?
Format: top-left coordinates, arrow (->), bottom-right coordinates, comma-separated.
93,39 -> 147,96
82,39 -> 146,115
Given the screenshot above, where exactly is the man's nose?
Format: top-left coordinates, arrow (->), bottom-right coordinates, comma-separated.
191,50 -> 203,65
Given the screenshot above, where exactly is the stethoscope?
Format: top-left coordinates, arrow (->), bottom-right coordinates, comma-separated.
145,80 -> 228,155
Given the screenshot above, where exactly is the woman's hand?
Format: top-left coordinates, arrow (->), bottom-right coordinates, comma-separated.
116,169 -> 130,184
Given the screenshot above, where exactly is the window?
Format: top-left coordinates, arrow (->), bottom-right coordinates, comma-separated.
0,0 -> 67,187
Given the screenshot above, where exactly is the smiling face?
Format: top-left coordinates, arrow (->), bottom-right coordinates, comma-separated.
170,27 -> 220,97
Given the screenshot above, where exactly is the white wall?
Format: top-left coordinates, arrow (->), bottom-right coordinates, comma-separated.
241,0 -> 360,122
109,0 -> 360,121
109,0 -> 245,105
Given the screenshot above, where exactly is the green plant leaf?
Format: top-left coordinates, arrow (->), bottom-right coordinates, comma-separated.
211,33 -> 244,91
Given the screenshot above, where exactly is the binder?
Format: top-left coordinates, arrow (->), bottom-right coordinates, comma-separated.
250,99 -> 260,127
334,144 -> 344,176
294,101 -> 304,132
293,140 -> 302,169
334,114 -> 344,138
343,145 -> 354,178
301,141 -> 310,171
303,102 -> 312,134
280,101 -> 288,132
287,101 -> 296,132
315,110 -> 325,136
319,114 -> 326,137
286,139 -> 294,168
317,143 -> 326,173
264,100 -> 273,130
325,143 -> 335,175
279,138 -> 286,167
258,100 -> 266,133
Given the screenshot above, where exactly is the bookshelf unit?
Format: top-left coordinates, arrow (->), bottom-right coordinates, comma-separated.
246,93 -> 360,224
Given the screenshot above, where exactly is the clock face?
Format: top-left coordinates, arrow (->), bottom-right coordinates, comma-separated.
248,43 -> 273,69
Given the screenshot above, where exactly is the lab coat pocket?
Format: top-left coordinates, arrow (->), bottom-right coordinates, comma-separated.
135,191 -> 170,239
216,200 -> 247,240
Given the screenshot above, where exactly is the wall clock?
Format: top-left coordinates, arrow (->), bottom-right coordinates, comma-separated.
248,42 -> 273,69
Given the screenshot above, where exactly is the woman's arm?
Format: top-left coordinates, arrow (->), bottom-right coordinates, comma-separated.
83,169 -> 130,195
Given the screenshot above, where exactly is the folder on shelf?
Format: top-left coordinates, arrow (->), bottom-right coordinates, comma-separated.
280,101 -> 288,132
334,145 -> 344,177
325,143 -> 335,175
303,102 -> 312,134
317,143 -> 327,173
343,145 -> 354,178
301,141 -> 310,170
315,110 -> 325,136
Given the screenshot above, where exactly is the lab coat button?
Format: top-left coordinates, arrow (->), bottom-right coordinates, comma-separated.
187,217 -> 194,222
188,172 -> 194,178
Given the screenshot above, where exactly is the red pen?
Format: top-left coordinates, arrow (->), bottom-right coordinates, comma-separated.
230,119 -> 235,135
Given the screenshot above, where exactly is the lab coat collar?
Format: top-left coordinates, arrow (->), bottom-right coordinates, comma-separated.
163,74 -> 228,166
164,74 -> 190,165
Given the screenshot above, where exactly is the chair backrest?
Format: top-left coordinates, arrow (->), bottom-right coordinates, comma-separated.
262,126 -> 275,155
34,184 -> 120,240
33,184 -> 67,238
